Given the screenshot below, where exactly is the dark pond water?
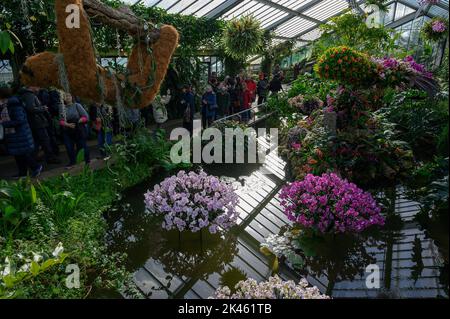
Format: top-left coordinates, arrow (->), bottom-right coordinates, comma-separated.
96,134 -> 448,299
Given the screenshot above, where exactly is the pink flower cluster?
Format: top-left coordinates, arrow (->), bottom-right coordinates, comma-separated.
144,171 -> 240,234
418,0 -> 440,6
280,173 -> 384,234
432,20 -> 447,33
373,55 -> 433,80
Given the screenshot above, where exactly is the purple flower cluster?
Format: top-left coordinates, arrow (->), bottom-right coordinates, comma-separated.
418,0 -> 440,6
144,171 -> 240,234
373,56 -> 433,80
432,20 -> 447,33
280,173 -> 384,234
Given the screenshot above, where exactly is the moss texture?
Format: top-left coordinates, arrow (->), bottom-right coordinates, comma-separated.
20,0 -> 179,109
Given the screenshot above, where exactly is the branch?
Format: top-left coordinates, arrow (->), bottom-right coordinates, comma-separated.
82,0 -> 160,43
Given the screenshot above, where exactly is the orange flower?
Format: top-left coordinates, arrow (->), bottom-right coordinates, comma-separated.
308,158 -> 318,165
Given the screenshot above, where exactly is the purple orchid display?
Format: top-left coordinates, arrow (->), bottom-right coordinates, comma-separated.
144,171 -> 240,234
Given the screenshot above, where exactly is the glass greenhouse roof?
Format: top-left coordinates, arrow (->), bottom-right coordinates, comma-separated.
126,0 -> 449,44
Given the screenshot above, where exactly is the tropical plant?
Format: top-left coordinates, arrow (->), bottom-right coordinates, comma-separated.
0,243 -> 67,299
421,17 -> 449,42
0,179 -> 37,237
378,89 -> 449,156
37,185 -> 86,227
222,15 -> 264,61
313,12 -> 401,57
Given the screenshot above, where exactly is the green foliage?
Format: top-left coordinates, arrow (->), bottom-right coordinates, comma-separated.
379,89 -> 449,158
0,245 -> 67,299
421,17 -> 449,42
222,16 -> 264,61
313,12 -> 401,58
288,73 -> 337,101
0,179 -> 36,238
37,185 -> 85,227
437,49 -> 449,91
0,130 -> 186,298
0,31 -> 16,55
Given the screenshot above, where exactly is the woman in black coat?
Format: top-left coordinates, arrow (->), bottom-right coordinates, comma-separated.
1,95 -> 42,177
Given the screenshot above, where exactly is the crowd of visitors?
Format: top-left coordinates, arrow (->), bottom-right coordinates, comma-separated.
0,67 -> 287,178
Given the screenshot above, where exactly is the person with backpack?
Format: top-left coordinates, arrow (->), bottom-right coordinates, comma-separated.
152,90 -> 171,131
59,92 -> 90,169
0,87 -> 42,178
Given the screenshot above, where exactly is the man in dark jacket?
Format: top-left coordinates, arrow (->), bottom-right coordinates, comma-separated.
269,75 -> 283,96
1,90 -> 42,178
257,73 -> 269,105
39,88 -> 61,156
19,86 -> 60,164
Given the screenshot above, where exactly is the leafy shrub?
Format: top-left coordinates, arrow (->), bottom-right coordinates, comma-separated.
0,179 -> 37,238
288,73 -> 337,101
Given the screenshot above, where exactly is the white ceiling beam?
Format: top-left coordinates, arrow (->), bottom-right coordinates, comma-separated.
265,0 -> 323,31
253,0 -> 322,24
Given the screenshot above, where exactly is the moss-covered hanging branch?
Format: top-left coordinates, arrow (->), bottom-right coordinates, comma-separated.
20,0 -> 179,109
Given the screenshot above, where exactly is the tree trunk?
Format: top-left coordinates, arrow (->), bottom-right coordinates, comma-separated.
83,0 -> 160,43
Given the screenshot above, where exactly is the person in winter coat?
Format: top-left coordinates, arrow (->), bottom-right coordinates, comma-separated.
38,88 -> 61,157
0,89 -> 42,178
245,76 -> 257,103
216,84 -> 231,119
19,86 -> 59,164
241,82 -> 252,122
59,92 -> 90,168
257,73 -> 269,105
202,85 -> 217,128
181,85 -> 195,134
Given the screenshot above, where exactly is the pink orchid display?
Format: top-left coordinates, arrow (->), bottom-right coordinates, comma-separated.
144,171 -> 240,234
280,173 -> 384,234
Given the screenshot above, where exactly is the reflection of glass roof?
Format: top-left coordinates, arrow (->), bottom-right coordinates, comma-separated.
126,0 -> 449,44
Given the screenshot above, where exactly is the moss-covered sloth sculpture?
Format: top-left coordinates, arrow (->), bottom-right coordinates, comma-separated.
20,0 -> 179,109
